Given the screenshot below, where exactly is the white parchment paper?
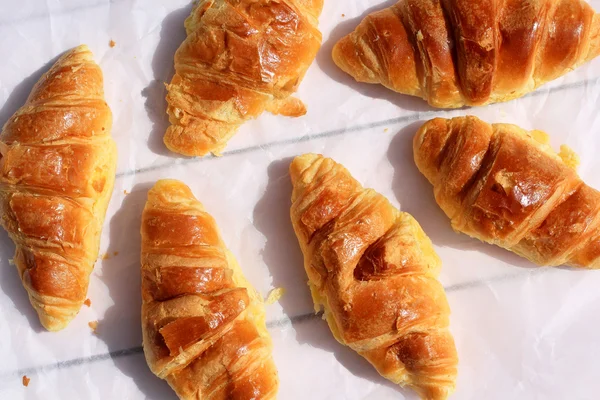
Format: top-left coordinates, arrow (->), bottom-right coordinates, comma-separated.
1,1 -> 600,399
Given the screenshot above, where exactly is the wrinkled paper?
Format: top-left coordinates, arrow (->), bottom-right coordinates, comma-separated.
1,1 -> 600,399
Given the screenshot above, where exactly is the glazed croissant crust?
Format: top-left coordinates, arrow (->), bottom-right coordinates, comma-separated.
164,0 -> 323,156
141,180 -> 278,400
333,0 -> 600,108
414,116 -> 600,268
290,154 -> 458,400
0,45 -> 116,331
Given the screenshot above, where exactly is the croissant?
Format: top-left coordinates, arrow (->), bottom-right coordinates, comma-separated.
289,154 -> 458,400
141,180 -> 278,399
0,45 -> 116,331
414,116 -> 600,268
333,0 -> 600,108
164,0 -> 323,157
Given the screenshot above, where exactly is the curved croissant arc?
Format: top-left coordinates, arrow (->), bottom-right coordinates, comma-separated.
164,0 -> 323,156
0,45 -> 116,331
333,0 -> 600,108
414,116 -> 600,268
141,180 -> 278,400
290,154 -> 458,400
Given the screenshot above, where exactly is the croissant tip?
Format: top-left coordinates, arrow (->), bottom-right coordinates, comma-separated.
38,312 -> 76,332
68,44 -> 93,58
149,179 -> 195,201
73,44 -> 91,52
289,153 -> 322,185
331,36 -> 354,76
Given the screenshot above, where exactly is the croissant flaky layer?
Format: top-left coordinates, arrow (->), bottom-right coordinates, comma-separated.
0,45 -> 116,331
333,0 -> 600,108
164,0 -> 323,156
414,116 -> 600,268
289,154 -> 458,400
141,180 -> 278,400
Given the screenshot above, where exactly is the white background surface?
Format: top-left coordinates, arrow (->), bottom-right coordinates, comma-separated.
1,0 -> 600,399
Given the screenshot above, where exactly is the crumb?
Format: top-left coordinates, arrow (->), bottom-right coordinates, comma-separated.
102,253 -> 110,260
109,40 -> 116,48
559,145 -> 580,170
84,299 -> 92,307
266,288 -> 286,305
531,129 -> 550,145
88,321 -> 98,333
384,128 -> 389,133
113,251 -> 119,256
341,13 -> 345,17
123,190 -> 129,195
416,30 -> 424,41
22,375 -> 30,387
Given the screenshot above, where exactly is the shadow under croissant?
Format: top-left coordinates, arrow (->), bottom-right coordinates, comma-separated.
95,182 -> 176,400
0,52 -> 63,129
387,121 -> 538,270
315,0 -> 432,113
0,229 -> 44,332
253,158 -> 417,398
141,3 -> 193,157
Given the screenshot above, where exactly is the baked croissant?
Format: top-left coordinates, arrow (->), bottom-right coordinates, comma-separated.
414,116 -> 600,268
164,0 -> 323,156
141,180 -> 278,400
333,0 -> 600,108
0,45 -> 116,331
290,154 -> 458,400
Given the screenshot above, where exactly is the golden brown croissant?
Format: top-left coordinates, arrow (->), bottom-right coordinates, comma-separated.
141,179 -> 278,400
164,0 -> 323,156
414,116 -> 600,268
0,45 -> 117,331
290,154 -> 458,400
333,0 -> 600,108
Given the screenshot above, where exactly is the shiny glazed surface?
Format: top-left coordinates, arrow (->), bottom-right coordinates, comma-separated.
164,0 -> 323,156
141,179 -> 278,400
333,0 -> 600,108
290,154 -> 458,400
0,45 -> 117,331
414,116 -> 600,268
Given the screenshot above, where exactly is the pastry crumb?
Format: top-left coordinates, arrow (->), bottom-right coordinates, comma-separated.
266,288 -> 286,305
384,128 -> 389,133
22,375 -> 30,387
341,13 -> 345,17
123,190 -> 129,195
109,39 -> 116,48
416,30 -> 424,41
84,299 -> 92,307
102,253 -> 110,260
559,145 -> 580,170
113,251 -> 119,256
531,129 -> 550,145
89,321 -> 98,333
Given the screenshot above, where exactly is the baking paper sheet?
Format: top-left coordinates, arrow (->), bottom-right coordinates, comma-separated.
1,0 -> 600,399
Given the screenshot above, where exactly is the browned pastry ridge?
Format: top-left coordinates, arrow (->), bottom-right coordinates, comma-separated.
290,154 -> 458,400
414,116 -> 600,268
333,0 -> 600,108
0,45 -> 117,331
141,180 -> 278,400
164,0 -> 323,157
